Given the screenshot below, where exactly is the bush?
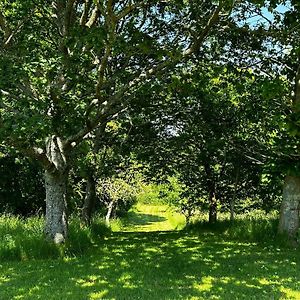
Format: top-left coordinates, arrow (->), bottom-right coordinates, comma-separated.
98,177 -> 139,219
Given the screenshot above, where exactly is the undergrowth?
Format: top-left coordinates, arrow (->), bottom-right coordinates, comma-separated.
0,214 -> 110,262
185,210 -> 289,245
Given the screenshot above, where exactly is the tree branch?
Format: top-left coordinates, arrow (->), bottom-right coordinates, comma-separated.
85,5 -> 99,28
95,1 -> 117,98
0,11 -> 11,41
80,0 -> 92,26
5,137 -> 55,171
184,3 -> 222,56
64,0 -> 76,35
0,11 -> 27,48
294,60 -> 300,108
66,1 -> 227,150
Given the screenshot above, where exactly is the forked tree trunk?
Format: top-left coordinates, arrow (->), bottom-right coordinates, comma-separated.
44,135 -> 68,244
278,176 -> 300,239
82,170 -> 97,226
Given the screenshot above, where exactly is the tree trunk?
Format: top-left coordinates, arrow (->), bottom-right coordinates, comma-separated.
230,198 -> 234,222
44,135 -> 68,244
230,167 -> 240,222
45,169 -> 68,243
105,200 -> 114,225
278,176 -> 300,239
278,62 -> 300,240
82,170 -> 97,226
204,162 -> 217,224
209,192 -> 217,224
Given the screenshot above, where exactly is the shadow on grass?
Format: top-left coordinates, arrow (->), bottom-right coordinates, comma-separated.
1,231 -> 300,299
122,211 -> 167,227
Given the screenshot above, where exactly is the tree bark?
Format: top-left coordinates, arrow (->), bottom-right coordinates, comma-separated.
44,135 -> 68,243
204,162 -> 217,224
105,200 -> 114,225
278,176 -> 300,239
45,169 -> 68,243
230,167 -> 240,222
209,191 -> 217,224
230,198 -> 235,222
278,61 -> 300,240
82,170 -> 97,226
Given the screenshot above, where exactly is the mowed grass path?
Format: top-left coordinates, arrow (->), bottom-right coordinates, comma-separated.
0,205 -> 300,300
115,204 -> 186,232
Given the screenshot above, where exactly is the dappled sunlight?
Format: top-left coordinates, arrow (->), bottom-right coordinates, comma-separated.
89,290 -> 108,299
1,230 -> 299,299
2,218 -> 279,294
193,276 -> 213,292
1,206 -> 300,299
280,287 -> 300,299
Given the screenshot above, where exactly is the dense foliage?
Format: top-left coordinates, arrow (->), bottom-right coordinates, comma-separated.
0,0 -> 300,241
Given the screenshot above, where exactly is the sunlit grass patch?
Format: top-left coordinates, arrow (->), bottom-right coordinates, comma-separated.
193,276 -> 213,292
113,203 -> 186,232
89,290 -> 109,299
280,286 -> 300,299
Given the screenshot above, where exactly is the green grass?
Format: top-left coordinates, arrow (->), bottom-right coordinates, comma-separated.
111,203 -> 186,232
0,214 -> 110,261
186,210 -> 282,244
0,206 -> 300,299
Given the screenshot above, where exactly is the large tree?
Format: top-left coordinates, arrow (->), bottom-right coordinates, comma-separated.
0,0 -> 235,242
277,0 -> 300,240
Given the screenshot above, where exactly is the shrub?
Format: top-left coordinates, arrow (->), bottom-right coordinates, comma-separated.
98,177 -> 139,220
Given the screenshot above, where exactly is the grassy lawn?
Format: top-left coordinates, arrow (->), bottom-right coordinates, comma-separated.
0,205 -> 300,299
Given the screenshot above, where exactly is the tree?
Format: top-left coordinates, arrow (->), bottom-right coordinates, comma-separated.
126,58 -> 288,223
277,0 -> 300,240
0,0 -> 234,242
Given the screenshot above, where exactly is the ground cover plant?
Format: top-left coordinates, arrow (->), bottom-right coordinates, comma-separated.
1,204 -> 300,300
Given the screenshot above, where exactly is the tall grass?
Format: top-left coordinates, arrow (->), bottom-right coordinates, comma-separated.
0,214 -> 110,261
186,210 -> 284,244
